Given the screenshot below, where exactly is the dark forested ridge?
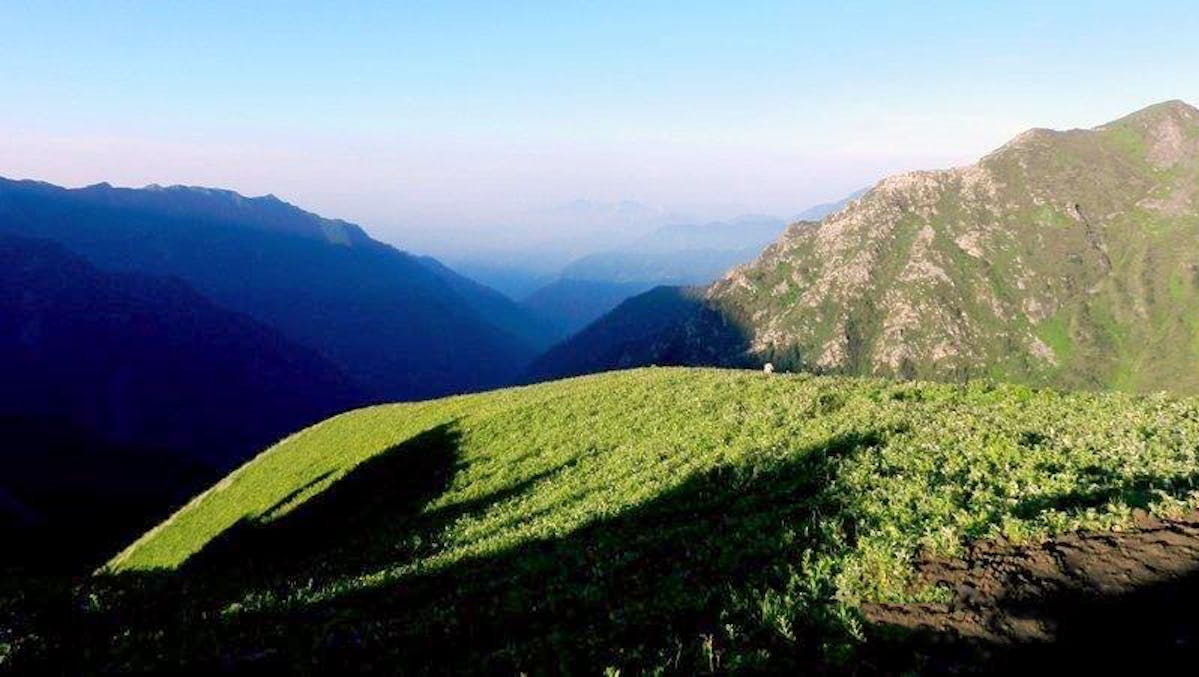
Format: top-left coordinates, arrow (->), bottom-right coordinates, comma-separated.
0,178 -> 555,401
0,234 -> 365,569
0,234 -> 363,466
525,286 -> 754,381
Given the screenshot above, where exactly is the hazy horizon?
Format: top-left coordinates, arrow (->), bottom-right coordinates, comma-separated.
2,1 -> 1197,258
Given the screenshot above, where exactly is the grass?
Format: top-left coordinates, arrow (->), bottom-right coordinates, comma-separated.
1036,311 -> 1075,364
12,367 -> 1199,672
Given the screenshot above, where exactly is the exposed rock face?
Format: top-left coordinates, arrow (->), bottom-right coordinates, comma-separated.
700,100 -> 1199,392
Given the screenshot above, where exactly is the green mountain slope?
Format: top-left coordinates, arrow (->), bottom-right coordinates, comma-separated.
537,101 -> 1199,393
30,368 -> 1196,672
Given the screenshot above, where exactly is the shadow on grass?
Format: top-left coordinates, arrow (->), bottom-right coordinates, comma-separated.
182,423 -> 464,583
31,425 -> 1199,674
184,428 -> 890,673
7,427 -> 892,673
1013,468 -> 1199,519
183,422 -> 599,590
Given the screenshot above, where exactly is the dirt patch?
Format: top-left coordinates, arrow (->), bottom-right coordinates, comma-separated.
861,512 -> 1199,673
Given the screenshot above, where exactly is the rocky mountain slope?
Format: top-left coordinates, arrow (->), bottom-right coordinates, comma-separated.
538,101 -> 1199,393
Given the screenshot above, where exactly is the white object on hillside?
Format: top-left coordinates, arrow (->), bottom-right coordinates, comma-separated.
763,363 -> 774,374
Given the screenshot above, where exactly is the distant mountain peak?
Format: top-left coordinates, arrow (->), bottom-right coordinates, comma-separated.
0,176 -> 375,247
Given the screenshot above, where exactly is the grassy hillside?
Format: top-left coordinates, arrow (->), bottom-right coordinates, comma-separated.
39,368 -> 1199,672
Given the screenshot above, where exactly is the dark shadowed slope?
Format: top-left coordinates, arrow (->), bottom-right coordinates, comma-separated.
0,234 -> 365,569
0,178 -> 551,400
525,286 -> 753,381
520,278 -> 654,337
0,234 -> 362,467
0,416 -> 210,571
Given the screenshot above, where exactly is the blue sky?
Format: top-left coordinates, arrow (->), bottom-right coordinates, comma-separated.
1,1 -> 1197,255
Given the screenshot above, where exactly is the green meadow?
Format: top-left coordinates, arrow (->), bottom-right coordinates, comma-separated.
10,367 -> 1199,671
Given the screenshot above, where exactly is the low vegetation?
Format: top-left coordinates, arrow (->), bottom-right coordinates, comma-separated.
9,367 -> 1199,672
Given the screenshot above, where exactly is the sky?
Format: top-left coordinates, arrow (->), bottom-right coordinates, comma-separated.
1,1 -> 1197,258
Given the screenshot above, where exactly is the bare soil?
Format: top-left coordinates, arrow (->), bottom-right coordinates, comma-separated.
861,512 -> 1199,673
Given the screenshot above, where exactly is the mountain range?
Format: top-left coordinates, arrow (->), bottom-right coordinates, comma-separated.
8,99 -> 1199,571
535,101 -> 1199,394
0,234 -> 367,567
0,179 -> 555,568
517,215 -> 786,335
0,178 -> 555,400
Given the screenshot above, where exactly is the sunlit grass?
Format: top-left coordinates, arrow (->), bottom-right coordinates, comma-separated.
90,367 -> 1199,670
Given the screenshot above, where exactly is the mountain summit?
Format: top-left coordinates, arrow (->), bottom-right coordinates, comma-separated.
536,101 -> 1199,393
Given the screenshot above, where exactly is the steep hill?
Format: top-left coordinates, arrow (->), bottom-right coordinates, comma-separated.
11,368 -> 1199,672
525,286 -> 750,379
536,101 -> 1199,393
520,278 -> 652,337
0,179 -> 553,400
521,215 -> 785,338
0,234 -> 363,568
